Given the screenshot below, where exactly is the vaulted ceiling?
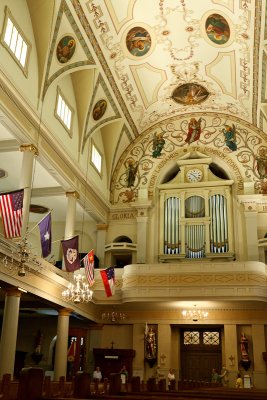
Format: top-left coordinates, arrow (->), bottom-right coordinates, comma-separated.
1,0 -> 267,220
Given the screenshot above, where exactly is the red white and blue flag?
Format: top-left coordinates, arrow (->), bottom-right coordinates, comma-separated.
83,249 -> 95,286
0,189 -> 24,238
100,267 -> 115,297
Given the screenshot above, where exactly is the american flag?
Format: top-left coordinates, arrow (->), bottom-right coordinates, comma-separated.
83,249 -> 95,286
0,190 -> 24,238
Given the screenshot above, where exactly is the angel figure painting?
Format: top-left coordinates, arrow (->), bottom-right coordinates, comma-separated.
256,149 -> 267,179
223,124 -> 237,151
126,159 -> 138,188
185,118 -> 202,144
152,132 -> 165,158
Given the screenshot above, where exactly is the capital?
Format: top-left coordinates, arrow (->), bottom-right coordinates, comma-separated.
66,191 -> 79,199
96,224 -> 108,231
5,287 -> 22,297
20,144 -> 39,156
58,308 -> 73,317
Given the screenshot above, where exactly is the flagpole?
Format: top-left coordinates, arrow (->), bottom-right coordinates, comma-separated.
28,211 -> 51,234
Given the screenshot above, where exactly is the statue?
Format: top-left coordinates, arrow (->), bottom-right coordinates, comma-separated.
152,132 -> 165,158
145,327 -> 156,358
240,332 -> 251,370
126,159 -> 138,188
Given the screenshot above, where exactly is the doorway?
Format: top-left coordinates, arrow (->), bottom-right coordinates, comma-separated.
180,328 -> 222,381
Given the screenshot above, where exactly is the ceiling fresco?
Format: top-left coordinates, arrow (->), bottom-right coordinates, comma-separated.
76,0 -> 260,133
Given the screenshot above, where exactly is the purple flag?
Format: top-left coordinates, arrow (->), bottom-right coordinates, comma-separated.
38,212 -> 51,258
61,235 -> 80,272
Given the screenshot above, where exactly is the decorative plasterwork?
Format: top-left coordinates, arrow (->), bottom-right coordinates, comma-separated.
212,0 -> 234,13
206,51 -> 237,98
82,73 -> 121,151
104,0 -> 135,33
130,63 -> 167,108
110,113 -> 266,204
73,0 -> 138,137
43,0 -> 96,97
119,262 -> 267,301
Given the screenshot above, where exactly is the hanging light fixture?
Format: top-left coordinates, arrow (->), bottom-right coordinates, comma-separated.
62,273 -> 93,304
101,311 -> 127,323
1,234 -> 41,277
182,305 -> 208,322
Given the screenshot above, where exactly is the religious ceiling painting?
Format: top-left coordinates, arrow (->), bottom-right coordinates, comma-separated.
110,115 -> 266,204
92,99 -> 107,121
205,14 -> 230,45
126,26 -> 152,57
56,35 -> 76,63
185,118 -> 203,144
171,83 -> 209,105
223,124 -> 237,152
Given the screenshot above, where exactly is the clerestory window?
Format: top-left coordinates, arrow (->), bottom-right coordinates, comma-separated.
1,7 -> 31,75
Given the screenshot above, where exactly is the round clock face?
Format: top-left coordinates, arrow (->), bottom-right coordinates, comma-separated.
186,168 -> 203,182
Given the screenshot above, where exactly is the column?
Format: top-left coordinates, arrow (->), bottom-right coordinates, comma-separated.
54,308 -> 72,380
252,325 -> 267,388
19,144 -> 38,238
132,324 -> 145,381
157,324 -> 171,387
64,191 -> 79,239
237,197 -> 260,261
223,324 -> 238,387
134,206 -> 151,264
0,288 -> 21,379
243,204 -> 259,261
96,224 -> 108,267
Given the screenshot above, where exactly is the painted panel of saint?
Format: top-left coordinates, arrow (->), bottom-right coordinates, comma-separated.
172,83 -> 209,105
57,36 -> 76,63
126,27 -> 151,57
205,14 -> 230,45
92,100 -> 107,121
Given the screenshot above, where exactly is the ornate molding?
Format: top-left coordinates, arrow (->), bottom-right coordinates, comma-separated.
20,144 -> 38,156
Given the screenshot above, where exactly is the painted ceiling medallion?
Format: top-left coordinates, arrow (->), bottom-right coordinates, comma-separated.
126,27 -> 151,57
205,14 -> 230,45
92,99 -> 107,121
171,83 -> 209,105
56,35 -> 76,63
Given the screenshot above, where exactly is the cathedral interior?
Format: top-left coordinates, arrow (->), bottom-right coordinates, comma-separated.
0,0 -> 267,389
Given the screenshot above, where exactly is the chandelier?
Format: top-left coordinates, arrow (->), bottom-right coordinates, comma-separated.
101,311 -> 127,323
62,274 -> 93,304
182,305 -> 208,322
1,235 -> 41,277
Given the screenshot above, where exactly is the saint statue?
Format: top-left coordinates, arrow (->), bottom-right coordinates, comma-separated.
145,327 -> 157,359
